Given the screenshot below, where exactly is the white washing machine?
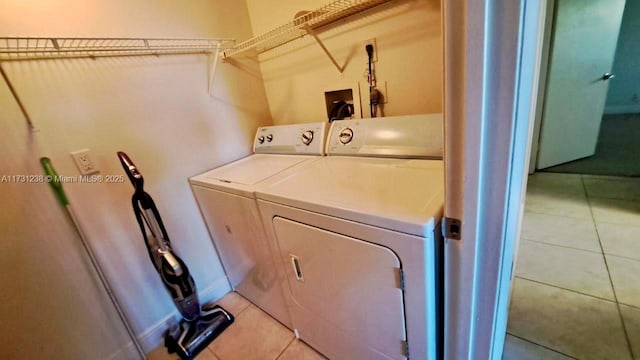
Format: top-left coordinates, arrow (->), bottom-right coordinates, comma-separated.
189,122 -> 327,329
255,114 -> 444,360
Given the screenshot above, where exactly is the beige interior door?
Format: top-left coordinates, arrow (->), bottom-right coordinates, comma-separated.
537,0 -> 626,169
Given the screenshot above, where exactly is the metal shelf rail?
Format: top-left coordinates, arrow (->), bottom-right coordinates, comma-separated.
0,37 -> 235,61
223,0 -> 393,72
0,37 -> 235,129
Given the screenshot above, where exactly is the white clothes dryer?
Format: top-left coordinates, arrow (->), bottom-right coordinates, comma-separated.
190,122 -> 327,329
255,114 -> 444,360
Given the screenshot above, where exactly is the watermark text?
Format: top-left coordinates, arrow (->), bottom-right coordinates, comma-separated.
1,174 -> 126,184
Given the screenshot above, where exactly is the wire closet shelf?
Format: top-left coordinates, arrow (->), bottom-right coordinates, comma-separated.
0,37 -> 235,61
223,0 -> 393,58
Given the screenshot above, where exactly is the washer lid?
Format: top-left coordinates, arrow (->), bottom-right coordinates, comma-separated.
190,154 -> 317,197
256,156 -> 444,236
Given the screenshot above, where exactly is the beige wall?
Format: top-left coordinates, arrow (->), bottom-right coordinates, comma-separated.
244,0 -> 442,124
0,1 -> 270,358
605,0 -> 640,114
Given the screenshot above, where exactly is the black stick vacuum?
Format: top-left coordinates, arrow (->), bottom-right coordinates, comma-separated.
118,151 -> 233,360
366,44 -> 381,118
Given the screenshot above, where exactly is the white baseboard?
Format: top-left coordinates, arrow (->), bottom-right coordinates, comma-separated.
107,341 -> 138,360
604,104 -> 640,115
106,275 -> 231,359
138,312 -> 178,353
198,275 -> 232,304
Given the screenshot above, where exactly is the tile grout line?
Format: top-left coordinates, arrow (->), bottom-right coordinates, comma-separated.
233,301 -> 251,318
221,293 -> 252,317
514,276 -> 617,303
522,217 -> 640,262
521,237 -> 640,280
515,275 -> 640,311
581,176 -> 640,183
603,252 -> 640,264
204,347 -> 220,360
505,332 -> 578,359
580,175 -> 635,360
520,237 -> 603,255
207,296 -> 252,360
274,336 -> 297,360
524,208 -> 592,221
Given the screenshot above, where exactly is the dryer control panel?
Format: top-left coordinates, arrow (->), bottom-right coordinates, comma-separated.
254,122 -> 327,155
326,114 -> 443,159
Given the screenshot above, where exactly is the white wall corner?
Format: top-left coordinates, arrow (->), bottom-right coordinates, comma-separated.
604,104 -> 640,115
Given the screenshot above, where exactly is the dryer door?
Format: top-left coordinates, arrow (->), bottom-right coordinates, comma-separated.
273,217 -> 407,360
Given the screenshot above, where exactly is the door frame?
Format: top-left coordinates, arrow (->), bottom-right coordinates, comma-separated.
442,0 -> 547,358
528,0 -> 557,174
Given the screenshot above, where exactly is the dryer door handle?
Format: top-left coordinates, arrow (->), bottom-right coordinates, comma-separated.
290,255 -> 304,281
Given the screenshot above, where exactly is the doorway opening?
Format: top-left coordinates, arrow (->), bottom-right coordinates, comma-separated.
506,0 -> 640,358
530,0 -> 640,177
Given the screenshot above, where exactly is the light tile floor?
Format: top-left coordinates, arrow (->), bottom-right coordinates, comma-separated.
506,173 -> 640,360
147,292 -> 326,360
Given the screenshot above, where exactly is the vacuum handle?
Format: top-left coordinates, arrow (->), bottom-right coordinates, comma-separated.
161,251 -> 184,276
117,151 -> 143,189
40,157 -> 69,206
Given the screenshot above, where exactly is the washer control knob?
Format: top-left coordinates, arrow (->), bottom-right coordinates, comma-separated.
266,134 -> 273,142
258,135 -> 265,144
339,128 -> 354,145
301,130 -> 314,146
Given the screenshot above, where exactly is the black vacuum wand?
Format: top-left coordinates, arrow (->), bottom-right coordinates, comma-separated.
366,44 -> 381,118
118,151 -> 234,360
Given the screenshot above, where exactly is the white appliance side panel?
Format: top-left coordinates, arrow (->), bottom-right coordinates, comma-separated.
273,217 -> 407,360
191,185 -> 291,328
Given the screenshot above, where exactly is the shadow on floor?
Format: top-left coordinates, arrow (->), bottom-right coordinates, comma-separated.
543,113 -> 640,177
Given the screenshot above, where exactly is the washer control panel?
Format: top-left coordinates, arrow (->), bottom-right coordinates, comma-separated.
338,128 -> 354,144
254,122 -> 327,155
326,114 -> 443,158
301,130 -> 314,145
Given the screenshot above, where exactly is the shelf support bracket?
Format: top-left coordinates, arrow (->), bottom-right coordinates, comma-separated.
305,27 -> 343,74
208,42 -> 222,95
0,62 -> 37,131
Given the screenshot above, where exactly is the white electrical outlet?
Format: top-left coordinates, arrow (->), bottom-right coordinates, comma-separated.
71,149 -> 99,175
